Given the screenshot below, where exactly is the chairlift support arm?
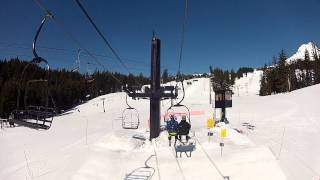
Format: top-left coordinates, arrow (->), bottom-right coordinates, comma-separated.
31,13 -> 52,69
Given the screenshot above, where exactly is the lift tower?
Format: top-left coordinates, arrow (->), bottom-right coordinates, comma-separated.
150,35 -> 161,139
124,34 -> 178,140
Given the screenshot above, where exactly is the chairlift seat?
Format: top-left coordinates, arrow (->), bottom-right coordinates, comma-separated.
10,107 -> 54,130
122,121 -> 139,129
175,134 -> 196,157
175,143 -> 196,157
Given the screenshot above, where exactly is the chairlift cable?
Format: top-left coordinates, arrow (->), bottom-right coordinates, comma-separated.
152,141 -> 162,180
33,0 -> 124,85
173,0 -> 188,106
76,48 -> 81,71
0,42 -> 150,66
177,0 -> 188,77
170,147 -> 187,180
74,0 -> 142,87
194,136 -> 227,179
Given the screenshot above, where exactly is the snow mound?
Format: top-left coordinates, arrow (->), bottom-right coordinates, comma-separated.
93,133 -> 137,152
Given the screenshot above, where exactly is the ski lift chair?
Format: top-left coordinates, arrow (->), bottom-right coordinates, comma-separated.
122,95 -> 140,129
11,79 -> 56,130
169,103 -> 196,157
10,13 -> 56,130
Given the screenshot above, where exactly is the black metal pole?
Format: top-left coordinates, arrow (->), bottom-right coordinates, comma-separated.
150,35 -> 161,140
221,107 -> 226,122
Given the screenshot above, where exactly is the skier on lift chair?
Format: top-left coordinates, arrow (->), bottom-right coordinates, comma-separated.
166,114 -> 179,146
177,115 -> 191,143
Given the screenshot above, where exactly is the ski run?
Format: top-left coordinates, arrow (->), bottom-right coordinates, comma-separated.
1,70 -> 320,180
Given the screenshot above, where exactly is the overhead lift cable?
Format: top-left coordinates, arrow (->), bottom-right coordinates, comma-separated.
175,0 -> 188,105
177,0 -> 188,76
33,0 -> 123,84
195,137 -> 229,180
74,0 -> 142,86
0,42 -> 150,65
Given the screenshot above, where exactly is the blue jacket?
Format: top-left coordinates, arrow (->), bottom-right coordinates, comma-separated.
166,119 -> 178,133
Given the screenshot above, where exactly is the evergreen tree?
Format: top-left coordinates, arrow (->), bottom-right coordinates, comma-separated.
312,49 -> 320,84
288,63 -> 298,91
162,69 -> 169,83
272,56 -> 277,66
236,67 -> 254,78
259,67 -> 268,96
275,49 -> 289,92
295,58 -> 305,88
0,58 -> 150,118
260,46 -> 320,96
230,69 -> 236,85
268,66 -> 277,94
209,66 -> 213,74
304,50 -> 312,86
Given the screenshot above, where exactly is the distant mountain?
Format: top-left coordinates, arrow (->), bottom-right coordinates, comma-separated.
286,42 -> 320,63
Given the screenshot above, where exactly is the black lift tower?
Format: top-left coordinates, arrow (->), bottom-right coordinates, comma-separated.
125,34 -> 177,140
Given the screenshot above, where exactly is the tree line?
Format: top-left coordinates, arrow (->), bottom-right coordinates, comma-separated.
161,68 -> 210,84
260,49 -> 320,96
0,58 -> 149,118
209,66 -> 254,91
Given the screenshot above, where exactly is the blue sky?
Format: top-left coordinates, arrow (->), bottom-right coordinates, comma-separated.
1,0 -> 320,76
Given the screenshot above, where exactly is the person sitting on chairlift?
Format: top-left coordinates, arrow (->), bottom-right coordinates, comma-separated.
177,115 -> 191,142
166,115 -> 178,146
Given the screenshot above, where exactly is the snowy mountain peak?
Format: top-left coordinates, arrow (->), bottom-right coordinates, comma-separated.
286,42 -> 320,63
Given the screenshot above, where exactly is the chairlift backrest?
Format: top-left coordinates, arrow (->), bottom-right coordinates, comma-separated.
122,95 -> 140,129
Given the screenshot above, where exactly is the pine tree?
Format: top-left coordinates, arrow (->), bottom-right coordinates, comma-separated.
295,58 -> 305,88
162,69 -> 169,83
230,69 -> 236,85
288,63 -> 298,91
260,68 -> 268,96
272,56 -> 277,66
0,58 -> 149,118
209,66 -> 213,74
312,49 -> 320,84
275,49 -> 289,93
304,50 -> 312,86
211,68 -> 234,90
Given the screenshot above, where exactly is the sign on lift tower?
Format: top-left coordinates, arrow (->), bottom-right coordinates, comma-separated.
214,89 -> 232,123
124,34 -> 178,140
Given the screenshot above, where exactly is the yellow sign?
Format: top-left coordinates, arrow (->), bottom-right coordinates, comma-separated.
207,118 -> 214,129
220,128 -> 227,138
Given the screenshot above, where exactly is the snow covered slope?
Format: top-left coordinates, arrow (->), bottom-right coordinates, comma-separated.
0,77 -> 287,180
286,42 -> 320,63
229,71 -> 320,180
233,70 -> 263,96
2,71 -> 319,180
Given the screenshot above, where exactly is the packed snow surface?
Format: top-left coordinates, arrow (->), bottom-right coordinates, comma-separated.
1,71 -> 319,179
230,70 -> 320,180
